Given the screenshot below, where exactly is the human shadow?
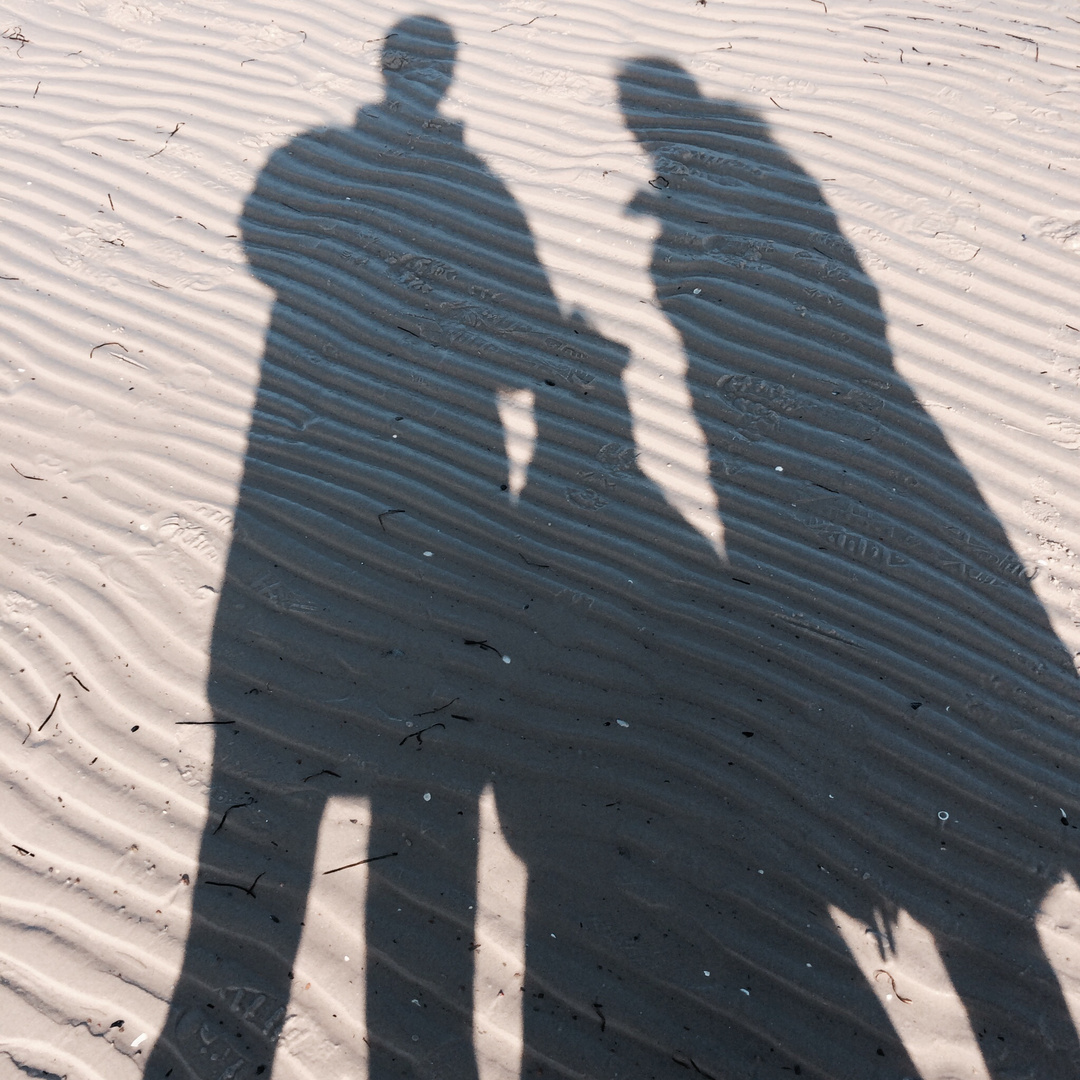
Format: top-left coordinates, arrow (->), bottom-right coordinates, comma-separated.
144,17 -> 723,1080
141,16 -> 531,1079
536,55 -> 1080,1079
146,25 -> 1080,1080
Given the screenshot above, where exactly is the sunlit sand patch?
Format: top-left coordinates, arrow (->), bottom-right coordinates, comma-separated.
496,388 -> 537,504
1036,872 -> 1080,1036
623,349 -> 727,561
564,259 -> 728,561
831,905 -> 990,1080
473,784 -> 527,1080
592,251 -> 727,562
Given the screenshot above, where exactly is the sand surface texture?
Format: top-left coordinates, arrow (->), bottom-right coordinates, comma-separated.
2,3 -> 1080,1079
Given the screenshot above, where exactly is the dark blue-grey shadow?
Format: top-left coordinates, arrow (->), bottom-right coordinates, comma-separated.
144,30 -> 1080,1080
144,16 -> 716,1080
588,55 -> 1079,1079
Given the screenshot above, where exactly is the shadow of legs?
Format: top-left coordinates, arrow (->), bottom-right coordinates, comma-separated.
943,913 -> 1080,1080
144,759 -> 326,1080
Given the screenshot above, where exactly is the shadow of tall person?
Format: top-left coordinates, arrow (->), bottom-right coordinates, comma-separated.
546,55 -> 1080,1079
140,16 -> 668,1079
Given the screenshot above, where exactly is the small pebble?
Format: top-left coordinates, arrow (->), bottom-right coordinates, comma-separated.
423,792 -> 431,802
502,655 -> 511,664
616,718 -> 630,728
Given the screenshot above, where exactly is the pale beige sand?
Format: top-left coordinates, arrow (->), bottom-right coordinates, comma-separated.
2,3 -> 1080,1079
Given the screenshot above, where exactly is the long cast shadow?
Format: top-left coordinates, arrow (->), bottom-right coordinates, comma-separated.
574,56 -> 1079,1078
145,17 -> 721,1080
497,60 -> 1080,1080
143,15 -> 548,1079
145,24 -> 1080,1080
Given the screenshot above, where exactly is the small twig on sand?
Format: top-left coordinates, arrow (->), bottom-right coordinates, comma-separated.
302,768 -> 341,783
399,722 -> 445,749
90,341 -> 125,358
414,697 -> 457,717
322,851 -> 398,876
38,693 -> 60,731
213,798 -> 255,835
148,122 -> 184,159
2,27 -> 29,55
205,871 -> 265,898
873,968 -> 912,1003
491,14 -> 550,32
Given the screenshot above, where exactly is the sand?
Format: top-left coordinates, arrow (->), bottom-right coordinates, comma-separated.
2,2 -> 1080,1078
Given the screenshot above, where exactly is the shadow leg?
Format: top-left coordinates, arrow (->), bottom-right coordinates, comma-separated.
943,913 -> 1080,1080
144,756 -> 327,1080
364,788 -> 481,1080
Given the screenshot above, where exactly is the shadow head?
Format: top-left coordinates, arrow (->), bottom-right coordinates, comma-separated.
380,15 -> 457,107
617,56 -> 764,147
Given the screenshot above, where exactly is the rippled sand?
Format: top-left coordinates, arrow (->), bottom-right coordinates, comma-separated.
2,4 -> 1080,1079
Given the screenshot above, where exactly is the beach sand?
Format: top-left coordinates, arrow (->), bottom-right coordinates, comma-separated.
2,3 -> 1080,1078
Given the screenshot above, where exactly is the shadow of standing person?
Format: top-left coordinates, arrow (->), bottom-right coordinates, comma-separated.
142,16 -> 647,1079
604,56 -> 1080,1079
